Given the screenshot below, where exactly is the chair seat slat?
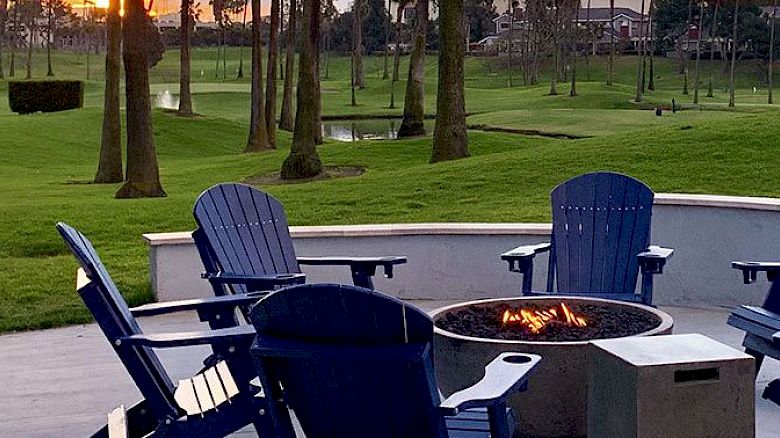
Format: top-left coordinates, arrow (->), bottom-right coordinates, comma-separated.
174,378 -> 201,416
192,374 -> 216,414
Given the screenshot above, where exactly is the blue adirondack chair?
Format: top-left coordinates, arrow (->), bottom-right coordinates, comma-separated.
56,222 -> 277,437
500,172 -> 674,305
727,261 -> 780,403
248,283 -> 541,438
192,183 -> 407,298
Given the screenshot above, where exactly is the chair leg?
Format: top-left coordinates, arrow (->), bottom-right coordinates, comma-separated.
745,348 -> 765,376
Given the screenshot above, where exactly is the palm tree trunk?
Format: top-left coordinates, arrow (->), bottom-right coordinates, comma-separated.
238,0 -> 248,78
682,0 -> 692,94
729,0 -> 739,107
116,0 -> 166,198
95,0 -> 122,183
279,0 -> 296,131
550,0 -> 559,95
382,0 -> 391,79
0,0 -> 6,79
635,0 -> 646,102
585,0 -> 591,80
769,0 -> 776,104
281,0 -> 322,178
693,0 -> 704,103
25,19 -> 33,79
570,0 -> 578,97
353,0 -> 365,89
246,0 -> 272,151
708,2 -> 719,97
508,4 -> 514,87
398,0 -> 427,137
431,0 -> 469,162
608,0 -> 614,85
266,0 -> 280,148
46,0 -> 54,76
178,0 -> 194,116
389,7 -> 403,107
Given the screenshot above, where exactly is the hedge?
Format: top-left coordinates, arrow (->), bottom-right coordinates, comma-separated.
8,80 -> 84,114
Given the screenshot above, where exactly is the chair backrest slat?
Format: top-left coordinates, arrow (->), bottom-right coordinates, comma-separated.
193,184 -> 301,295
56,223 -> 180,420
250,284 -> 443,437
550,173 -> 653,296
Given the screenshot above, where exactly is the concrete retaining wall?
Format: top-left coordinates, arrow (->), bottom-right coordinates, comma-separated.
143,194 -> 780,308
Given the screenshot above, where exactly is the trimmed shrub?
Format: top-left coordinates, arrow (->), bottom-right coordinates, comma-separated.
8,81 -> 84,114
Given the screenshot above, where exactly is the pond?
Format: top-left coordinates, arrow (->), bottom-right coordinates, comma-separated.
321,118 -> 434,142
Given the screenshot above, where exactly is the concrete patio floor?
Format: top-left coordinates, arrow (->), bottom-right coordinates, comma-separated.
2,302 -> 779,437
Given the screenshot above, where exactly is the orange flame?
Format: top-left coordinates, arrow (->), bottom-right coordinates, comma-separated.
502,302 -> 587,334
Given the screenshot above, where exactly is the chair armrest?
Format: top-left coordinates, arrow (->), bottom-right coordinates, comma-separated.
297,256 -> 407,278
119,325 -> 257,348
637,246 -> 674,275
500,243 -> 551,273
130,293 -> 267,317
733,261 -> 780,284
204,272 -> 307,292
438,352 -> 541,416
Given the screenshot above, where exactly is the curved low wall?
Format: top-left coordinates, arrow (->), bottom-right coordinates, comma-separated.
143,194 -> 780,307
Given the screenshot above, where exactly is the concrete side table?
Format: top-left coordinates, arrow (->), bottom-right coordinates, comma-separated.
588,333 -> 755,438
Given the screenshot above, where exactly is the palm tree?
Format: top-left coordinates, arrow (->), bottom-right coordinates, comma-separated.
607,0 -> 615,85
237,0 -> 248,78
693,0 -> 705,103
265,0 -> 280,148
178,0 -> 194,116
728,0 -> 739,107
397,0 -> 428,137
281,0 -> 323,178
769,0 -> 776,104
707,0 -> 719,97
432,0 -> 469,162
94,0 -> 122,183
382,0 -> 391,79
0,0 -> 6,79
246,0 -> 272,151
635,0 -> 647,102
279,0 -> 296,131
116,0 -> 166,198
352,0 -> 365,89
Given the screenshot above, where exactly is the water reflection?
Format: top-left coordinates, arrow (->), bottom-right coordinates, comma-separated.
322,118 -> 433,142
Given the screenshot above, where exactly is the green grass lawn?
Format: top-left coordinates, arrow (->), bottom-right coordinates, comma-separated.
1,49 -> 780,332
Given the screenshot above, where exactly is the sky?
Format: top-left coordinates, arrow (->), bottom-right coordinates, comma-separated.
66,0 -> 647,23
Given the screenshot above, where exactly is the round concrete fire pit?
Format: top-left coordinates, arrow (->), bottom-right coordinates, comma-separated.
431,297 -> 674,438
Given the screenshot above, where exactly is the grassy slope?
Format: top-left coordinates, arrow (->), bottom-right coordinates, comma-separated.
1,50 -> 779,331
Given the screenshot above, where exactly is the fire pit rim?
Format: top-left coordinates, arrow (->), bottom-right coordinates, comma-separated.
430,296 -> 674,346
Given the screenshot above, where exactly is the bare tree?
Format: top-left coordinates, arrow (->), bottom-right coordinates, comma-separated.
116,0 -> 166,198
279,0 -> 296,131
585,0 -> 591,80
21,0 -> 42,79
550,0 -> 559,95
266,0 -> 280,148
246,0 -> 271,151
570,0 -> 579,97
432,0 -> 469,162
178,0 -> 194,116
648,0 -> 656,90
95,0 -> 122,183
353,0 -> 365,89
397,0 -> 427,137
281,0 -> 322,178
388,0 -> 407,108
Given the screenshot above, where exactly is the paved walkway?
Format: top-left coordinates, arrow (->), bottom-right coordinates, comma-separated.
1,302 -> 779,437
